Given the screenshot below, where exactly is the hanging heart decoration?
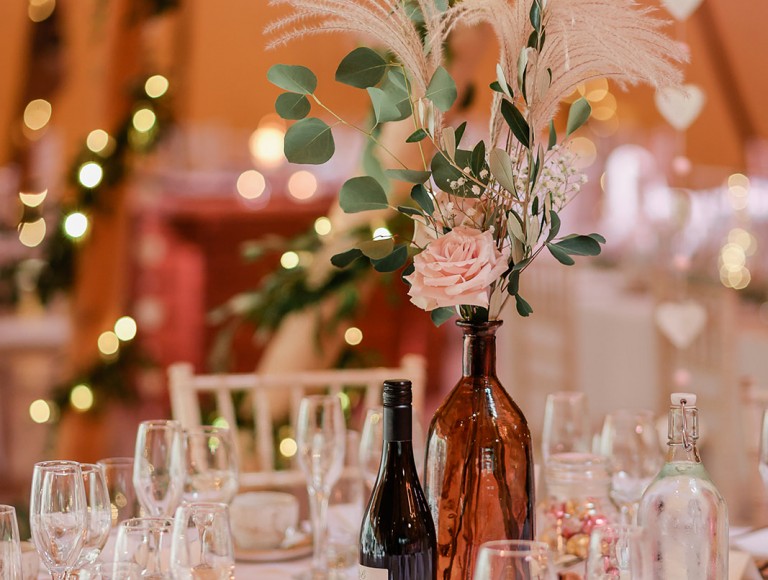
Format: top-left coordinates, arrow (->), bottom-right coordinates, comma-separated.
662,0 -> 703,21
654,85 -> 706,131
654,300 -> 707,349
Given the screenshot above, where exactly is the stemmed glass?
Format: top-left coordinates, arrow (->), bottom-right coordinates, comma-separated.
114,517 -> 174,579
598,409 -> 662,524
296,395 -> 346,578
541,392 -> 592,463
170,502 -> 235,579
0,505 -> 23,579
182,426 -> 239,504
133,420 -> 185,517
584,524 -> 650,580
98,457 -> 141,527
473,540 -> 556,580
71,463 -> 112,572
29,460 -> 88,579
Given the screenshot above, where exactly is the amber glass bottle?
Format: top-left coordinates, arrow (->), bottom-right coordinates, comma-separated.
424,321 -> 535,580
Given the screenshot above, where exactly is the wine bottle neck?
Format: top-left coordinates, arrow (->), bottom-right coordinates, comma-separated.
384,405 -> 413,442
461,326 -> 498,378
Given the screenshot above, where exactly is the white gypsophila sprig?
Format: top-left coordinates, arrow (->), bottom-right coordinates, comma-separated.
266,0 -> 445,92
530,146 -> 587,211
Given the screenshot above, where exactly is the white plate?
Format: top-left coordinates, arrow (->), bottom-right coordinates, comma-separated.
235,541 -> 313,563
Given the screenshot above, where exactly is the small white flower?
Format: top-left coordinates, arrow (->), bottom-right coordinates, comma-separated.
479,169 -> 489,179
457,177 -> 466,186
450,181 -> 458,189
471,185 -> 482,195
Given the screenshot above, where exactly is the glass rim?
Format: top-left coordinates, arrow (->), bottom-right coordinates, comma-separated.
33,460 -> 81,472
0,504 -> 17,516
478,539 -> 551,555
79,462 -> 105,474
120,516 -> 174,530
139,419 -> 181,428
176,501 -> 229,512
97,457 -> 134,466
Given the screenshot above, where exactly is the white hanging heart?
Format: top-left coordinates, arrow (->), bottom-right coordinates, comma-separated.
654,85 -> 706,131
654,300 -> 707,349
662,0 -> 703,21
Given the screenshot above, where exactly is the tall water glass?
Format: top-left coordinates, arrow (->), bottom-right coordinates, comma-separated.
133,420 -> 184,517
599,409 -> 662,524
296,395 -> 346,577
0,505 -> 23,580
72,463 -> 112,571
170,502 -> 234,579
182,426 -> 239,504
98,457 -> 141,527
541,392 -> 591,462
114,517 -> 173,579
585,524 -> 650,579
473,540 -> 556,580
29,461 -> 87,579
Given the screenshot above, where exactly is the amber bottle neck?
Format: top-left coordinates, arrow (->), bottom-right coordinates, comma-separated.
460,322 -> 501,378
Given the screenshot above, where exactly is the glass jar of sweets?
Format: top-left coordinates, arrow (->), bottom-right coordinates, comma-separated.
537,453 -> 618,562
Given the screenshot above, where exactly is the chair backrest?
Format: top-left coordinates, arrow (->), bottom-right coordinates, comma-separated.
168,354 -> 427,489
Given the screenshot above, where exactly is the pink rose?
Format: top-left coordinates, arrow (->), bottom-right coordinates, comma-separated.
404,226 -> 510,311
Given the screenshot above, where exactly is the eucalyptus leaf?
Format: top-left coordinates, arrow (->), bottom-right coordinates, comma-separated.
267,64 -> 317,95
588,233 -> 607,244
512,257 -> 531,272
500,100 -> 530,148
454,121 -> 467,146
397,205 -> 424,217
530,0 -> 542,32
358,238 -> 394,259
283,118 -> 335,164
372,244 -> 408,272
553,235 -> 602,256
515,293 -> 533,317
339,176 -> 389,213
367,87 -> 402,124
425,66 -> 457,112
507,212 -> 525,242
489,148 -> 517,193
546,210 -> 561,242
331,248 -> 364,268
566,97 -> 592,136
431,307 -> 455,326
406,128 -> 428,143
508,270 -> 520,295
379,70 -> 411,121
411,183 -> 434,214
495,64 -> 513,99
517,48 -> 531,98
547,242 -> 576,265
386,169 -> 432,183
430,149 -> 473,196
443,126 -> 456,159
470,140 -> 486,177
548,119 -> 557,150
275,93 -> 310,120
335,47 -> 388,88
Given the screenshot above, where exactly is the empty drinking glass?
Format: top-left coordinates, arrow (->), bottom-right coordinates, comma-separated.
29,461 -> 88,579
296,395 -> 346,578
599,409 -> 662,524
98,457 -> 141,527
182,426 -> 239,504
542,392 -> 592,463
584,524 -> 650,579
133,420 -> 185,517
114,517 -> 173,579
0,505 -> 23,580
474,540 -> 556,580
91,561 -> 142,579
72,463 -> 112,572
170,502 -> 235,580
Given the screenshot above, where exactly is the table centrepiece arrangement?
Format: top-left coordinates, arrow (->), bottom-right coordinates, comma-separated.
265,0 -> 687,577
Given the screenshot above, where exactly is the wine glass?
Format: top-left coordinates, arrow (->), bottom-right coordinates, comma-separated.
29,460 -> 88,579
598,409 -> 662,524
584,524 -> 650,579
71,463 -> 112,571
541,391 -> 592,463
170,502 -> 235,579
133,420 -> 185,516
296,395 -> 346,578
473,540 -> 556,579
0,505 -> 23,580
98,457 -> 141,527
182,426 -> 239,504
114,517 -> 173,579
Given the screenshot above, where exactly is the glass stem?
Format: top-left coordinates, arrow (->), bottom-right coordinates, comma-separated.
308,487 -> 330,572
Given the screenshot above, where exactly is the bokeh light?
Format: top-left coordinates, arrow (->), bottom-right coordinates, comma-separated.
373,227 -> 392,240
280,251 -> 300,269
344,327 -> 363,346
28,0 -> 55,22
132,108 -> 157,133
287,170 -> 318,200
23,99 -> 52,131
114,316 -> 138,341
236,170 -> 266,200
97,331 -> 120,356
86,129 -> 111,154
145,75 -> 169,99
249,124 -> 285,168
18,218 -> 46,248
78,162 -> 103,188
314,217 -> 332,236
63,212 -> 88,239
279,438 -> 298,458
29,399 -> 51,423
70,384 -> 94,412
569,137 -> 597,168
19,189 -> 47,208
